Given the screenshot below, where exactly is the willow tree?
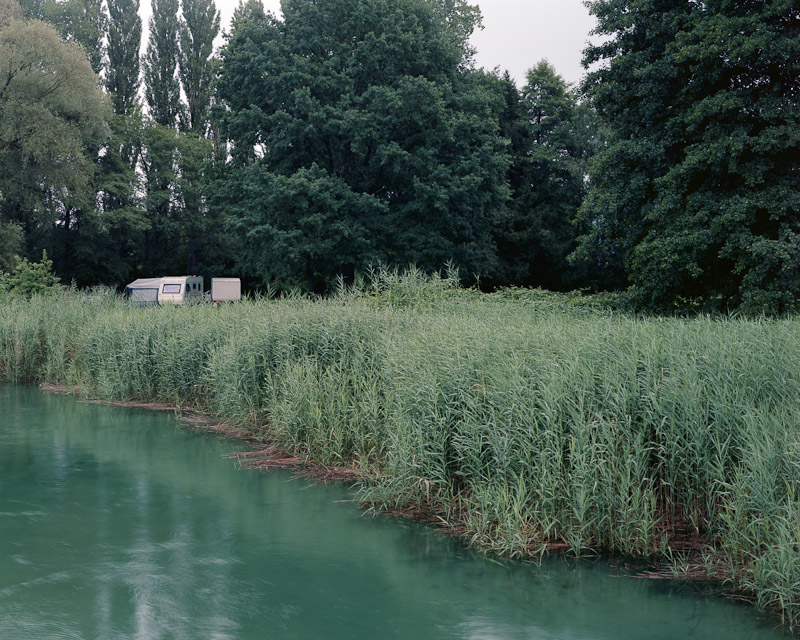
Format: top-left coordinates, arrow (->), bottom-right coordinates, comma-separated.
0,1 -> 110,262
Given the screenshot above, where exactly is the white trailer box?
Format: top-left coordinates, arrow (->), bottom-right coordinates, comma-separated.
125,276 -> 204,305
211,278 -> 241,302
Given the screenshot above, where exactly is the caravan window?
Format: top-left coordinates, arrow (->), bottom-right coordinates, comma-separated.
162,284 -> 181,294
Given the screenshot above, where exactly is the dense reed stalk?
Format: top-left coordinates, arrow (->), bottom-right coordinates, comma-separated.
2,276 -> 799,627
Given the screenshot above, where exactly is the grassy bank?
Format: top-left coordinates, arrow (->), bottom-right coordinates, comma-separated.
2,276 -> 800,627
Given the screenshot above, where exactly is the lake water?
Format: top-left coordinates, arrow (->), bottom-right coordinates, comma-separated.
0,386 -> 787,639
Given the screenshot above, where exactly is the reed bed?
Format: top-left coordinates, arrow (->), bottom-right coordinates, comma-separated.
2,276 -> 799,627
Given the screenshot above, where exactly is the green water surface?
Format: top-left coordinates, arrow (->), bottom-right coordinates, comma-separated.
0,386 -> 787,639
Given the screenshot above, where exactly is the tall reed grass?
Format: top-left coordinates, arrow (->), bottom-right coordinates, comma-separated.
2,275 -> 800,626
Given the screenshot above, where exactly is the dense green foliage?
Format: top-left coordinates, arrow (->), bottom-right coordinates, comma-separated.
30,0 -> 106,73
92,112 -> 148,284
215,0 -> 509,290
0,221 -> 23,272
0,251 -> 61,297
138,0 -> 221,278
493,63 -> 602,290
578,0 -> 800,313
2,283 -> 800,627
2,0 -> 228,285
1,0 -> 798,313
0,8 -> 110,262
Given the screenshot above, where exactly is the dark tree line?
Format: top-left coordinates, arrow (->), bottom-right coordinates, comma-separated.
2,0 -> 223,285
576,0 -> 800,313
1,0 -> 798,313
213,0 -> 599,292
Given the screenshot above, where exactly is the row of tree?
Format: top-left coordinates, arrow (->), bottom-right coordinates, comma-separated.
1,0 -> 225,284
1,0 -> 798,312
0,0 -> 605,295
214,0 -> 604,292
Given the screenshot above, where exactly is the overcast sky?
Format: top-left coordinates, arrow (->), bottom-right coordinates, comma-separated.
470,0 -> 597,87
140,0 -> 598,88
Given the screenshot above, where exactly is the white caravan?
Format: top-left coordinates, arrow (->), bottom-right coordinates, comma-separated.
125,276 -> 204,305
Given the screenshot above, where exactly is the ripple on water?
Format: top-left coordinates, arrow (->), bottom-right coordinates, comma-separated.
0,510 -> 48,519
0,614 -> 82,640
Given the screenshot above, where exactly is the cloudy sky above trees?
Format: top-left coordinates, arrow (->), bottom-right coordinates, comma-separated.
138,0 -> 598,87
468,0 -> 597,86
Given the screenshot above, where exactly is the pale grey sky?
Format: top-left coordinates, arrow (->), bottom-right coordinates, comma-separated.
140,0 -> 598,87
470,0 -> 597,87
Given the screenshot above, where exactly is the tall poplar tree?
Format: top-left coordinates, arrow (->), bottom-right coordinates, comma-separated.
178,0 -> 219,134
143,0 -> 182,127
100,0 -> 145,283
105,0 -> 140,116
140,0 -> 183,277
494,61 -> 599,290
170,0 -> 220,274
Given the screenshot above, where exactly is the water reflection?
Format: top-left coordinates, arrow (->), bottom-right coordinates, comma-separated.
0,386 -> 788,639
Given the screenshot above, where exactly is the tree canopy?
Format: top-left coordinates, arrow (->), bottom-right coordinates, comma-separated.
215,0 -> 508,291
2,0 -> 796,314
493,61 -> 601,290
0,4 -> 109,258
577,0 -> 800,313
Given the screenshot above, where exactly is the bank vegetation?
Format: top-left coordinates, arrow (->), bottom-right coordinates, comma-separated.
2,274 -> 799,627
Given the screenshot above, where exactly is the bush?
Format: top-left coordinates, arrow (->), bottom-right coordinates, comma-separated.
2,251 -> 62,298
